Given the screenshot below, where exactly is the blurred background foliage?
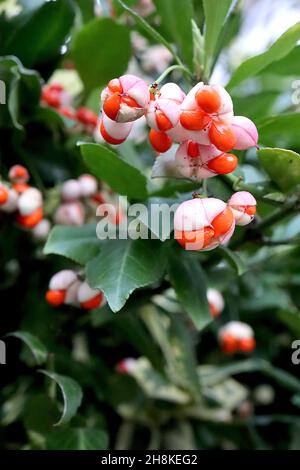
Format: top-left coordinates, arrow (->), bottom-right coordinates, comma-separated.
1,0 -> 300,450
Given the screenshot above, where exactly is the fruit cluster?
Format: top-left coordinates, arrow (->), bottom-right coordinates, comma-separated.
42,83 -> 98,134
45,269 -> 105,310
174,191 -> 257,251
219,321 -> 256,354
99,74 -> 258,180
0,165 -> 49,238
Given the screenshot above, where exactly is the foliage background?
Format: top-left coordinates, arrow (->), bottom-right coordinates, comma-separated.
1,0 -> 300,450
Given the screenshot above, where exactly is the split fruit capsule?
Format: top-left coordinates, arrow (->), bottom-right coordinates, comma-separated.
54,202 -> 85,226
0,185 -> 9,205
149,128 -> 173,153
146,82 -> 185,132
175,141 -> 238,180
45,270 -> 78,307
174,197 -> 235,251
0,187 -> 18,213
207,288 -> 224,318
102,74 -> 150,123
78,174 -> 98,197
100,112 -> 133,145
77,281 -> 105,310
228,191 -> 257,226
219,321 -> 256,354
16,207 -> 43,229
8,165 -> 29,184
116,358 -> 137,375
208,120 -> 237,153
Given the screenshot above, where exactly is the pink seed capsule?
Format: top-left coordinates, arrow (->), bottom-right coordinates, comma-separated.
228,191 -> 257,226
207,288 -> 224,318
219,321 -> 255,354
102,74 -> 150,123
231,116 -> 258,150
77,281 -> 105,310
174,197 -> 235,251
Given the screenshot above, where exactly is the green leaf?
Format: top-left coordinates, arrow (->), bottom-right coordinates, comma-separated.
260,45 -> 300,76
7,331 -> 48,366
71,17 -> 131,90
167,247 -> 212,331
217,246 -> 247,276
0,56 -> 42,130
203,0 -> 234,76
38,371 -> 83,426
227,22 -> 300,90
46,427 -> 108,450
2,0 -> 76,69
86,239 -> 166,312
44,224 -> 101,265
80,143 -> 148,200
200,358 -> 300,392
232,91 -> 278,121
153,0 -> 194,69
257,147 -> 300,192
257,113 -> 300,147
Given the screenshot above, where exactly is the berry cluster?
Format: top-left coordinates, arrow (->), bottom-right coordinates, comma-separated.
54,174 -> 99,226
45,269 -> 105,310
99,74 -> 258,180
42,83 -> 98,133
0,165 -> 49,238
174,191 -> 256,251
219,321 -> 256,354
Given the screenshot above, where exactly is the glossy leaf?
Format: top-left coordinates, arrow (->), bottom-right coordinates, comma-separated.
218,246 -> 247,276
44,224 -> 101,265
80,143 -> 148,200
86,239 -> 166,312
7,331 -> 48,366
1,0 -> 76,69
227,22 -> 300,90
39,371 -> 83,426
71,17 -> 131,89
257,147 -> 300,191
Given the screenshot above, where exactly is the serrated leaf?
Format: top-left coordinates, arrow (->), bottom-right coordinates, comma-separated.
38,371 -> 83,426
227,22 -> 300,90
86,239 -> 166,312
167,247 -> 212,331
46,427 -> 108,450
257,147 -> 300,191
44,224 -> 101,265
71,17 -> 131,90
7,331 -> 48,366
80,143 -> 148,200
